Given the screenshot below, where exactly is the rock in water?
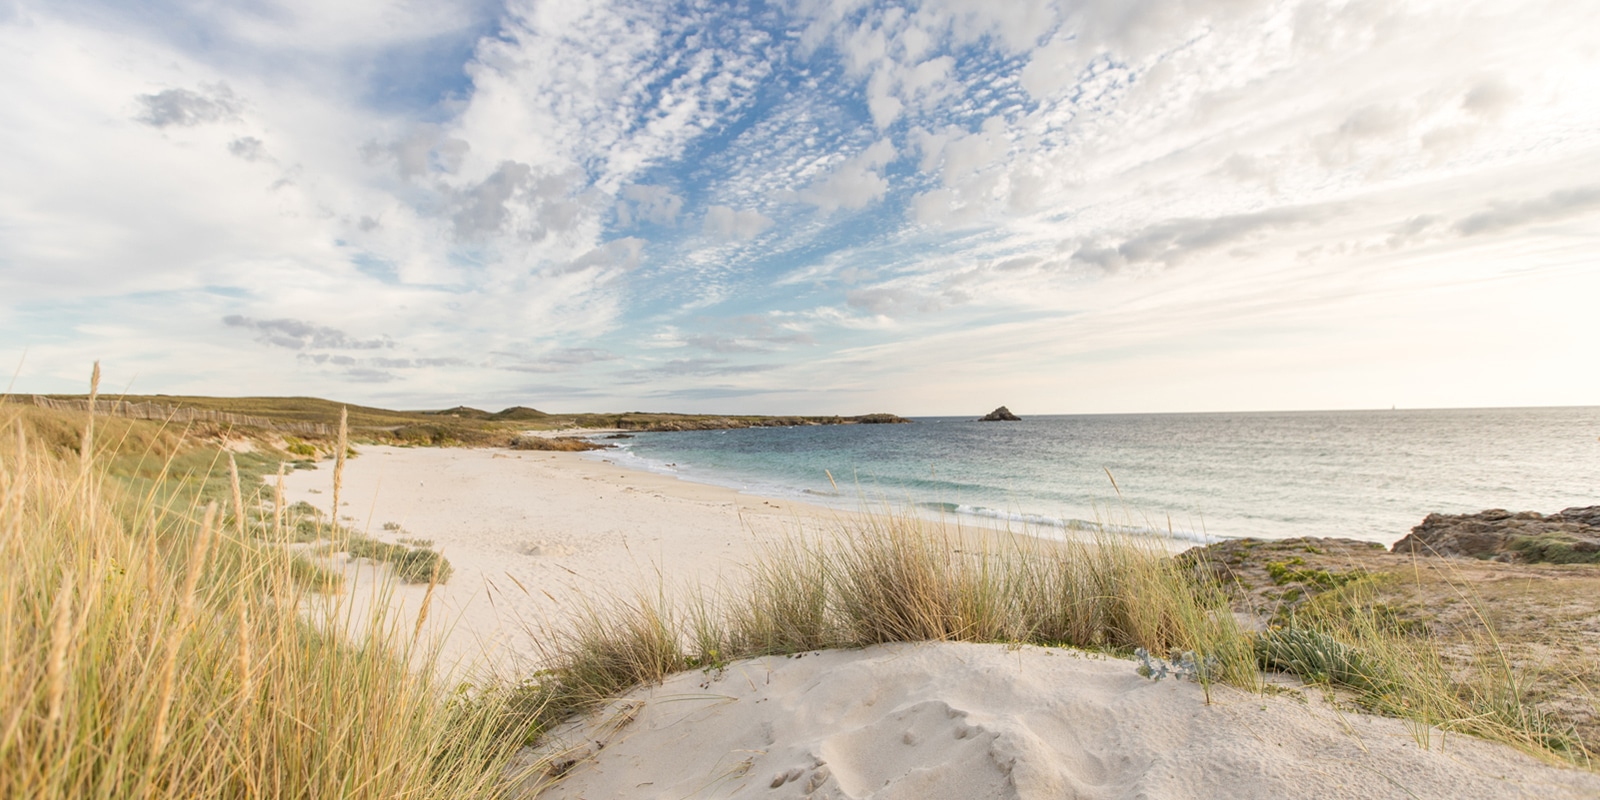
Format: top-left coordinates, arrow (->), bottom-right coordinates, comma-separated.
979,406 -> 1021,421
1391,506 -> 1600,564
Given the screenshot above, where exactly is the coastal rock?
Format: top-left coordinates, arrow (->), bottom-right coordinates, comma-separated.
979,406 -> 1021,421
1390,506 -> 1600,564
1178,537 -> 1389,626
508,435 -> 608,452
851,413 -> 910,424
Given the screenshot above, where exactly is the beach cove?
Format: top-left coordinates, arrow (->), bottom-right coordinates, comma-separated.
278,441 -> 1600,799
278,444 -> 855,672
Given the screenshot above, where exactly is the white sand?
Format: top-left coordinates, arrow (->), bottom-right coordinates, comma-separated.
530,643 -> 1600,799
280,444 -> 1600,798
279,444 -> 847,673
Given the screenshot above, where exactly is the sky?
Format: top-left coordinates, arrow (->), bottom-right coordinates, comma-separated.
2,0 -> 1597,415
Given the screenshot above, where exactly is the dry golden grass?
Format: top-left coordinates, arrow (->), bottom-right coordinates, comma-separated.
0,384 -> 530,799
511,515 -> 1257,756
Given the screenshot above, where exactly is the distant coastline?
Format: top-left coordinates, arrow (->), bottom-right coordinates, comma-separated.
2,393 -> 910,444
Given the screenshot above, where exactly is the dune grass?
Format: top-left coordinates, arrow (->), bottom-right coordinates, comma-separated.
0,389 -> 527,798
507,516 -> 1257,754
1269,573 -> 1592,762
506,513 -> 1590,775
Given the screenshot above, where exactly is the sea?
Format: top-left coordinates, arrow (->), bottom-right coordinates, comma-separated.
586,407 -> 1600,546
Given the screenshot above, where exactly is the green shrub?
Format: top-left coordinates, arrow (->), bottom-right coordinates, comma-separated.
1508,534 -> 1600,565
1255,627 -> 1390,692
1266,558 -> 1365,589
284,437 -> 318,458
348,536 -> 453,584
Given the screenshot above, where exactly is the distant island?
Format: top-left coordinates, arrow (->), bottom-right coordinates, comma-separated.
979,405 -> 1021,421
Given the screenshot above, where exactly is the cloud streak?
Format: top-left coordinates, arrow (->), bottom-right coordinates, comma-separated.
223,316 -> 392,351
135,84 -> 239,127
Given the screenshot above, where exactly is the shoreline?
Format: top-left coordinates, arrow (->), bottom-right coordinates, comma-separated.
277,442 -> 1182,674
280,444 -> 861,673
573,434 -> 1215,549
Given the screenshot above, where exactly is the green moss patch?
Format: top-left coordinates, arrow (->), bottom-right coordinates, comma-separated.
1507,534 -> 1600,565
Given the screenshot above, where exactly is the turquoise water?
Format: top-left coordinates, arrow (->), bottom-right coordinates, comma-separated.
590,407 -> 1600,545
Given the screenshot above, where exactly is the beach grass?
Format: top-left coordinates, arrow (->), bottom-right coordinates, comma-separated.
509,511 -> 1590,775
509,514 -> 1260,754
0,394 -> 525,798
1274,571 -> 1592,761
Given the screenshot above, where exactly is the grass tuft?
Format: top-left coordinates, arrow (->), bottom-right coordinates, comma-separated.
504,513 -> 1261,753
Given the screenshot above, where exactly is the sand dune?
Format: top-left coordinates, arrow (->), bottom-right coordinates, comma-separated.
529,642 -> 1600,800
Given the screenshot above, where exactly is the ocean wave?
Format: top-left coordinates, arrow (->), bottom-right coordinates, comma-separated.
919,502 -> 1218,544
585,434 -> 1219,544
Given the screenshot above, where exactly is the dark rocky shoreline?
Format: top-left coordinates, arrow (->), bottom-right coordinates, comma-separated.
1391,506 -> 1600,564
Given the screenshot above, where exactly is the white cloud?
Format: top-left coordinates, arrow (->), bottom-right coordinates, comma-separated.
367,125 -> 471,179
617,184 -> 684,227
866,67 -> 904,128
554,236 -> 647,276
222,315 -> 393,350
135,84 -> 239,127
920,0 -> 1058,53
452,160 -> 533,237
800,138 -> 897,211
703,205 -> 773,240
1453,186 -> 1600,236
1461,78 -> 1517,120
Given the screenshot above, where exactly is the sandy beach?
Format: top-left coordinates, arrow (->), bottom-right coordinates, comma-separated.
280,444 -> 1600,799
280,443 -> 852,673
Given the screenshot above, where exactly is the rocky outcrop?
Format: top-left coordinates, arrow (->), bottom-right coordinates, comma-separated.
1390,506 -> 1600,564
509,435 -> 608,452
852,413 -> 911,424
979,406 -> 1021,422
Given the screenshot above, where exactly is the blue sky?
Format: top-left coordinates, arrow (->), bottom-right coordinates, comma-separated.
2,0 -> 1598,414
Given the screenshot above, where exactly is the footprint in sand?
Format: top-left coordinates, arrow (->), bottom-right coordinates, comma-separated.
522,540 -> 577,557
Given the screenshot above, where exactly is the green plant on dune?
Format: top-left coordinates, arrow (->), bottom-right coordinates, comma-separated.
1249,567 -> 1590,762
347,535 -> 454,584
1506,534 -> 1600,565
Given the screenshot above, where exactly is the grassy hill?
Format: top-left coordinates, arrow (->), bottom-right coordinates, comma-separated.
6,394 -> 908,447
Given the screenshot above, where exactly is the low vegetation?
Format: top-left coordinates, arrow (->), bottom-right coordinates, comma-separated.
5,393 -> 910,450
346,535 -> 454,583
1184,536 -> 1600,753
1508,533 -> 1600,565
499,518 -> 1592,777
1,390 -> 509,798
